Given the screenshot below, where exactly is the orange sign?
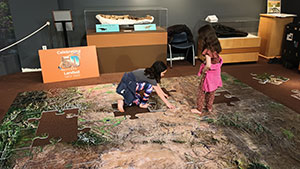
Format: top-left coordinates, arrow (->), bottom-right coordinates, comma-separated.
39,46 -> 99,83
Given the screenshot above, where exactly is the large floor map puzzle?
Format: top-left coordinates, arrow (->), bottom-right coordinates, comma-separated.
1,73 -> 299,169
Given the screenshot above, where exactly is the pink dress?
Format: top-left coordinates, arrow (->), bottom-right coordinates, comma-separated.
197,49 -> 223,92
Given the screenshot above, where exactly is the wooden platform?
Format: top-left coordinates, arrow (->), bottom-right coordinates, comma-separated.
218,34 -> 261,63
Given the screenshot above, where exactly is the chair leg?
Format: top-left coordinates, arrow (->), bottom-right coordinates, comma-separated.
192,45 -> 195,66
185,47 -> 190,61
168,44 -> 173,68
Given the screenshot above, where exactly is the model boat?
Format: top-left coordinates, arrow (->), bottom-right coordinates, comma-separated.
96,14 -> 154,25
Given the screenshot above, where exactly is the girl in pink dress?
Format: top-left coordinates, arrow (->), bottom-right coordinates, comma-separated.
191,25 -> 223,115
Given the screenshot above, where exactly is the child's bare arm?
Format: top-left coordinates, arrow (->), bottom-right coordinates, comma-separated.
153,85 -> 175,109
156,84 -> 168,98
205,55 -> 211,69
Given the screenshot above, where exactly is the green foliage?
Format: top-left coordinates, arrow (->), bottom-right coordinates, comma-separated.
87,86 -> 103,93
105,91 -> 114,94
78,118 -> 87,122
281,128 -> 294,140
102,84 -> 113,88
221,74 -> 229,81
202,117 -> 215,123
255,73 -> 272,81
247,162 -> 270,169
0,87 -> 122,168
221,73 -> 248,87
269,102 -> 285,111
93,126 -> 108,135
102,117 -> 123,126
203,112 -> 268,135
236,160 -> 270,169
86,85 -> 114,94
0,122 -> 21,168
65,163 -> 73,169
251,73 -> 289,85
73,131 -> 107,147
276,75 -> 289,82
0,108 -> 40,168
234,159 -> 246,169
0,88 -> 86,168
49,137 -> 62,145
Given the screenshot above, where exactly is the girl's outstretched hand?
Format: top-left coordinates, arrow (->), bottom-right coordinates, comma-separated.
163,92 -> 169,98
167,103 -> 175,109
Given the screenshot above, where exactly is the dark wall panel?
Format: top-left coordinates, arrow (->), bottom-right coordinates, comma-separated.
59,0 -> 266,46
9,0 -> 59,68
8,0 -> 267,68
0,0 -> 20,76
281,0 -> 300,22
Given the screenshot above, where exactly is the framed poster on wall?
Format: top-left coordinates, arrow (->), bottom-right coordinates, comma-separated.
268,0 -> 281,14
39,46 -> 100,83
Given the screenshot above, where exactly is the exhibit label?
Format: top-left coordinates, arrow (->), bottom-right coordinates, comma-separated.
39,46 -> 99,83
134,24 -> 156,31
96,24 -> 120,33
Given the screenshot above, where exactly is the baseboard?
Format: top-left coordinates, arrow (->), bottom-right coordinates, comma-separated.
22,68 -> 41,72
258,54 -> 281,59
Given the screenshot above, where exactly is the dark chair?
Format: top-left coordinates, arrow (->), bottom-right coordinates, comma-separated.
168,32 -> 195,68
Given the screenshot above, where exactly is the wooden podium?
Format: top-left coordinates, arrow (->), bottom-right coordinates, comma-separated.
86,27 -> 167,74
258,14 -> 295,59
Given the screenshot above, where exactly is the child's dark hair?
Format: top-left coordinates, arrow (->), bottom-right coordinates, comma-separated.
144,61 -> 167,83
198,24 -> 222,54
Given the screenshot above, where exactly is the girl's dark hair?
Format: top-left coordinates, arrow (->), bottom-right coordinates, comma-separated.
144,61 -> 167,83
198,24 -> 222,54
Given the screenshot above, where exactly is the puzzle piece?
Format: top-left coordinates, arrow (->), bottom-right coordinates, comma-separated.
251,73 -> 289,85
291,89 -> 300,101
214,91 -> 240,106
27,109 -> 90,147
113,88 -> 176,119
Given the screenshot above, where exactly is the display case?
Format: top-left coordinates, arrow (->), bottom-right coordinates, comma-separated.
215,17 -> 259,35
84,8 -> 168,74
84,8 -> 168,34
200,17 -> 259,35
199,17 -> 261,63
